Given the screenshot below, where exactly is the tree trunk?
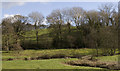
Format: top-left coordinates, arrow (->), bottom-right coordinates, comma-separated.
96,43 -> 98,57
110,49 -> 113,56
34,22 -> 39,45
96,48 -> 98,57
36,30 -> 38,45
6,40 -> 9,51
113,48 -> 116,55
67,22 -> 71,33
59,24 -> 61,35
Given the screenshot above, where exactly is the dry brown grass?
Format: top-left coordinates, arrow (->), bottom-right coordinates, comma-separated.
66,55 -> 120,70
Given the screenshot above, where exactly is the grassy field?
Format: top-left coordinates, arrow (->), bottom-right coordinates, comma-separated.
2,48 -> 97,69
2,49 -> 119,70
95,55 -> 119,62
2,48 -> 95,60
2,58 -> 102,69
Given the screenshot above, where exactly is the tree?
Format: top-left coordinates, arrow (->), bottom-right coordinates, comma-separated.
85,10 -> 101,28
99,3 -> 116,26
2,17 -> 14,51
47,9 -> 64,48
1,15 -> 26,50
86,28 -> 100,56
62,8 -> 72,33
99,27 -> 118,56
98,3 -> 118,55
12,15 -> 28,43
70,7 -> 85,29
29,12 -> 44,45
13,15 -> 29,48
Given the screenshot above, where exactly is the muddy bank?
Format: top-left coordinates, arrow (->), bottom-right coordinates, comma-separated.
66,55 -> 120,70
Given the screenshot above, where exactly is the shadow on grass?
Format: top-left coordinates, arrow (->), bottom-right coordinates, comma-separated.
1,69 -> 113,71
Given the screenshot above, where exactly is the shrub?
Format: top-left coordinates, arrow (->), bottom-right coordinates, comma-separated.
40,54 -> 52,59
52,53 -> 68,58
10,44 -> 23,50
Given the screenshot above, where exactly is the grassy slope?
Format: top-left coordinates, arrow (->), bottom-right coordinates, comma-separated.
24,29 -> 50,37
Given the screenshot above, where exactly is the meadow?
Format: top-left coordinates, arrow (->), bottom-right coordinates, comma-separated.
2,3 -> 119,70
2,28 -> 120,70
2,49 -> 120,70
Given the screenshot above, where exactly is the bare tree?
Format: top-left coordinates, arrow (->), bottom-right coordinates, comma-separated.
62,8 -> 72,33
47,9 -> 64,48
70,7 -> 85,29
98,3 -> 116,26
29,12 -> 44,45
85,10 -> 100,28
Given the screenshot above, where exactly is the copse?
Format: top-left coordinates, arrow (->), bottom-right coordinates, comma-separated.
2,15 -> 28,50
2,3 -> 118,56
2,17 -> 15,51
98,3 -> 118,56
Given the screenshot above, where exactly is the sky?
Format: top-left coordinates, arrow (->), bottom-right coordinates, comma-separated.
2,2 -> 118,18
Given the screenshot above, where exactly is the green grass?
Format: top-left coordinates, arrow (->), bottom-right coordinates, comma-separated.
24,29 -> 50,37
2,49 -> 120,70
95,55 -> 119,62
2,58 -> 102,69
2,48 -> 95,60
2,49 -> 101,69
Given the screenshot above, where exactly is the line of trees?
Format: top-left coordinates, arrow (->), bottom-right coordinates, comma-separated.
1,3 -> 118,56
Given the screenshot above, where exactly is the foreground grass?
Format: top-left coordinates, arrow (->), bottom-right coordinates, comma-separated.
2,49 -> 120,70
2,48 -> 95,60
96,55 -> 119,62
2,58 -> 102,69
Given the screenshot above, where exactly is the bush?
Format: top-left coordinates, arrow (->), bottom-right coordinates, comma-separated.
40,54 -> 52,59
52,53 -> 68,58
10,44 -> 23,50
72,53 -> 84,58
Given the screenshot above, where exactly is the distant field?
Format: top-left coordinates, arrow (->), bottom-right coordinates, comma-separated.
24,29 -> 50,37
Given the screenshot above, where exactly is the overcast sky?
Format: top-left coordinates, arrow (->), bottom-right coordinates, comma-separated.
2,2 -> 118,18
